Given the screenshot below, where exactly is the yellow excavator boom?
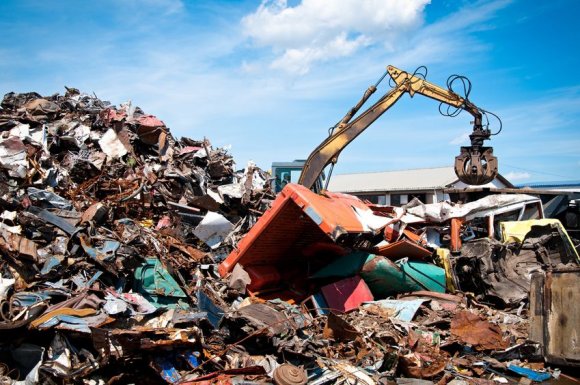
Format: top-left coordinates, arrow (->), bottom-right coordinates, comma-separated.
297,65 -> 498,190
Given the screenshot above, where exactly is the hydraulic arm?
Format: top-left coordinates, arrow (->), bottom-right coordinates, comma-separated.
297,65 -> 499,189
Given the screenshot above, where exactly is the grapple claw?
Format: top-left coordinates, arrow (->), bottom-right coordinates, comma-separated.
454,146 -> 498,185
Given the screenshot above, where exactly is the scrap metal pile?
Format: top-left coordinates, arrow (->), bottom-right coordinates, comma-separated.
216,187 -> 580,383
0,89 -> 577,384
0,89 -> 275,384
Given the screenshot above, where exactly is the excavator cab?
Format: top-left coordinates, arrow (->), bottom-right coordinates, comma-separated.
272,160 -> 325,193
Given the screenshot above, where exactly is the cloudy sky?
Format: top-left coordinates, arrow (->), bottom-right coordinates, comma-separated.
1,0 -> 578,183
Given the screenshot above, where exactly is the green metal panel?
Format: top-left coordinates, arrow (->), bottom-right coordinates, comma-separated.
311,251 -> 374,279
361,255 -> 445,298
312,251 -> 446,299
134,258 -> 190,309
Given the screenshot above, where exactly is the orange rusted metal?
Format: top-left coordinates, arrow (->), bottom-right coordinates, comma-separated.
450,217 -> 464,253
218,183 -> 372,277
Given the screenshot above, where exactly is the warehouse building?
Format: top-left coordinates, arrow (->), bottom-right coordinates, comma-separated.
326,166 -> 514,205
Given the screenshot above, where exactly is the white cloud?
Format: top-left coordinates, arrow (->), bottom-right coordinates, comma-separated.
270,33 -> 370,74
504,171 -> 531,181
421,0 -> 511,36
242,0 -> 430,74
384,0 -> 512,68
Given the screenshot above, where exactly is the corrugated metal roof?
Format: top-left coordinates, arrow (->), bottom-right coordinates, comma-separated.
327,166 -> 460,193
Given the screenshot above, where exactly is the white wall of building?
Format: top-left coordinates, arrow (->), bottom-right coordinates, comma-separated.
453,178 -> 507,189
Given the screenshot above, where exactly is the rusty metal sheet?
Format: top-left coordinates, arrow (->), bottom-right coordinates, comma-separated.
374,238 -> 432,260
80,202 -> 108,224
530,268 -> 580,367
135,115 -> 166,145
450,310 -> 508,351
0,231 -> 38,261
322,312 -> 359,340
232,303 -> 293,337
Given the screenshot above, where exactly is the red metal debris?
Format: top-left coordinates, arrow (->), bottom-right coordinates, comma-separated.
321,275 -> 373,313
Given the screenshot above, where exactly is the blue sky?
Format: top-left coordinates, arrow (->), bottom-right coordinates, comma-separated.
1,0 -> 578,183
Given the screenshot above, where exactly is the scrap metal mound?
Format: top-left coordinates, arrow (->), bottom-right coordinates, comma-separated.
0,88 -> 276,383
0,89 -> 575,384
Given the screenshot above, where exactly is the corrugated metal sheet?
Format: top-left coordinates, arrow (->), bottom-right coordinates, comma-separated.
327,166 -> 459,193
327,166 -> 512,193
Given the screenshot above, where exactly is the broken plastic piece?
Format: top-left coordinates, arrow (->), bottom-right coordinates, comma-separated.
508,365 -> 551,382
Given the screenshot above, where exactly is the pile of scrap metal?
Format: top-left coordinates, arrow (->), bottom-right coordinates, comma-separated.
0,88 -> 577,384
0,89 -> 276,384
217,184 -> 579,383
